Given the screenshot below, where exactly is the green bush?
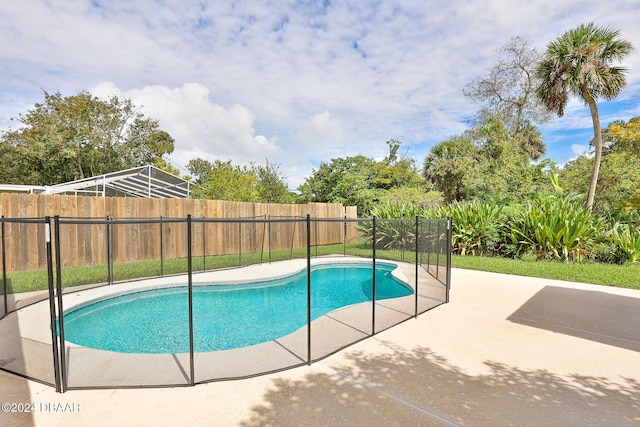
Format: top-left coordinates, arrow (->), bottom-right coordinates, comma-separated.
366,196 -> 638,265
501,194 -> 604,262
589,242 -> 621,264
369,203 -> 425,219
609,221 -> 640,263
360,203 -> 422,250
430,201 -> 502,256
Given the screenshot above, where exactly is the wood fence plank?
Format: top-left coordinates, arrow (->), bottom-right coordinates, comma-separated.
0,194 -> 357,272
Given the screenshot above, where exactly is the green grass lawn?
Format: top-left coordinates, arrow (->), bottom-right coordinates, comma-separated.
453,255 -> 640,290
4,245 -> 638,294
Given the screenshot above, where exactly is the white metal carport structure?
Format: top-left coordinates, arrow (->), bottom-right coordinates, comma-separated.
0,165 -> 193,198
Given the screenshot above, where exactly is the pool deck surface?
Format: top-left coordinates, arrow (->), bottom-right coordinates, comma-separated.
2,268 -> 639,426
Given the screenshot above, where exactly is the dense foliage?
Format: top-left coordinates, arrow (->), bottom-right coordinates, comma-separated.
423,117 -> 552,203
603,116 -> 640,155
413,25 -> 637,266
298,140 -> 427,215
186,158 -> 295,203
559,117 -> 640,214
424,37 -> 555,204
366,193 -> 640,264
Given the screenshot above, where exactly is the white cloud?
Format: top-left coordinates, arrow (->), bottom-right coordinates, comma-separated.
89,81 -> 279,173
295,112 -> 344,152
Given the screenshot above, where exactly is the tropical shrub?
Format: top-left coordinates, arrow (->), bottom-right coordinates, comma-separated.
369,203 -> 425,219
504,193 -> 604,262
589,242 -> 620,264
360,203 -> 423,250
365,194 -> 636,265
429,201 -> 502,256
610,222 -> 640,263
605,211 -> 640,263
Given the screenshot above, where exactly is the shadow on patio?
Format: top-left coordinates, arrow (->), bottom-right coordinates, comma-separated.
240,344 -> 640,426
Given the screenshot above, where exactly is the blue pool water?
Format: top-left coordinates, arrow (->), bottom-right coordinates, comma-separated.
62,262 -> 412,354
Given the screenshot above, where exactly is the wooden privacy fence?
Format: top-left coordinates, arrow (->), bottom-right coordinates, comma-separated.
0,194 -> 359,273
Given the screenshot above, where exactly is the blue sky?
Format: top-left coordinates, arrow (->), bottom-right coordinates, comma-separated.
1,0 -> 639,188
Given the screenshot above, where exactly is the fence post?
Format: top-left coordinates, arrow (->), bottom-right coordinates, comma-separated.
427,219 -> 433,271
372,216 -> 376,335
45,217 -> 61,392
260,217 -> 266,264
107,216 -> 114,285
267,214 -> 272,263
202,216 -> 206,272
289,218 -> 296,260
306,215 -> 312,365
446,216 -> 452,301
187,215 -> 195,386
238,219 -> 243,267
436,220 -> 441,280
1,216 -> 7,316
343,215 -> 347,256
314,218 -> 319,258
159,216 -> 164,277
53,216 -> 67,392
415,216 -> 419,318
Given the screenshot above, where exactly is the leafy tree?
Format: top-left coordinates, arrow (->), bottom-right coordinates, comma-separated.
299,155 -> 381,212
187,158 -> 258,202
299,141 -> 426,214
602,116 -> 640,156
154,158 -> 181,177
423,135 -> 478,202
426,35 -> 555,204
423,117 -> 552,203
185,158 -> 215,185
384,139 -> 402,165
469,117 -> 552,199
464,36 -> 550,159
253,160 -> 295,203
377,140 -> 426,189
559,151 -> 640,214
0,91 -> 174,185
186,158 -> 296,203
536,22 -> 634,208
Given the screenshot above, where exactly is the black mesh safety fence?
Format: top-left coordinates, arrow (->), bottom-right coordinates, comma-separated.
0,215 -> 451,392
0,217 -> 59,390
192,217 -> 309,382
58,217 -> 191,389
309,217 -> 375,361
417,217 -> 452,312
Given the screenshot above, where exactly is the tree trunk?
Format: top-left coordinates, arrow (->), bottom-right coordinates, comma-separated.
584,92 -> 601,210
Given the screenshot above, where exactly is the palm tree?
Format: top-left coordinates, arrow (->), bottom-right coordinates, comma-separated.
536,22 -> 634,209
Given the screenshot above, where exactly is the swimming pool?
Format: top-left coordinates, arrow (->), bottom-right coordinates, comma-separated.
62,262 -> 413,354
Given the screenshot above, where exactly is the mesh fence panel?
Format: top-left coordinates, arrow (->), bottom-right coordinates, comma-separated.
61,218 -> 190,389
194,218 -> 309,382
416,218 -> 450,314
308,218 -> 372,360
0,218 -> 57,387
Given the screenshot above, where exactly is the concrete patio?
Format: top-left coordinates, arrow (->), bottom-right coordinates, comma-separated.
1,268 -> 639,426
